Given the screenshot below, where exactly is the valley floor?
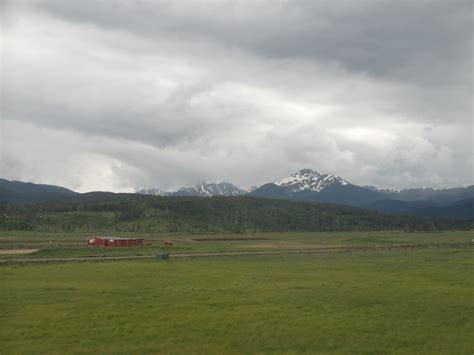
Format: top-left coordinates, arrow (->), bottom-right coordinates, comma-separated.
0,230 -> 472,260
0,231 -> 473,354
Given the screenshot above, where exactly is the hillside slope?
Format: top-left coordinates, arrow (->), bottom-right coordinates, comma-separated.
409,198 -> 474,220
0,193 -> 469,233
0,178 -> 78,204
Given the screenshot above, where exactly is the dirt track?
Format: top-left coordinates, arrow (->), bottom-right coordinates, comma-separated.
0,249 -> 39,255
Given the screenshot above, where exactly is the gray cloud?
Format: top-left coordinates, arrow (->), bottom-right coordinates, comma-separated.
34,0 -> 472,85
1,0 -> 472,192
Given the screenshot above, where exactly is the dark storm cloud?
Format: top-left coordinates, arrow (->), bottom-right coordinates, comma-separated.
1,0 -> 472,192
30,0 -> 474,126
36,0 -> 472,84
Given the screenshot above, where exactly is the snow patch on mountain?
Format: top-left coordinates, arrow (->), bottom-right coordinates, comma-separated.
274,168 -> 349,193
176,182 -> 248,197
138,182 -> 248,197
137,188 -> 170,196
364,185 -> 401,193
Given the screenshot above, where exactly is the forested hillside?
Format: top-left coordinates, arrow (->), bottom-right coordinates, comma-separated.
0,193 -> 469,233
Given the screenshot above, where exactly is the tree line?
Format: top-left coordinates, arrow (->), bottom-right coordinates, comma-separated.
0,193 -> 471,233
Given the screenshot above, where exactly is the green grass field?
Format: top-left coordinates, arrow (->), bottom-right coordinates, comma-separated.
1,230 -> 473,259
1,230 -> 473,354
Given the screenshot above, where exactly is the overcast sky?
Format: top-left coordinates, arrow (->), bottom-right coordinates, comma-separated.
1,0 -> 472,192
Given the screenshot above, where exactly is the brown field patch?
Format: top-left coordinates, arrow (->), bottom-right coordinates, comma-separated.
0,249 -> 39,255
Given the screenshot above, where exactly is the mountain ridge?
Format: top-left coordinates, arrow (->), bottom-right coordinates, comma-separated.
0,178 -> 78,204
138,181 -> 248,197
2,171 -> 473,220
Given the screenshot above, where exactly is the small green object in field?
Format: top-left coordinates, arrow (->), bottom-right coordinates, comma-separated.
155,253 -> 169,260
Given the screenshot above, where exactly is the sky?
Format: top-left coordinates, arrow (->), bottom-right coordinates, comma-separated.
1,0 -> 472,193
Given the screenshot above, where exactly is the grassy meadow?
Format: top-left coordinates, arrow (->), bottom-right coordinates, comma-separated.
0,231 -> 473,354
0,230 -> 473,259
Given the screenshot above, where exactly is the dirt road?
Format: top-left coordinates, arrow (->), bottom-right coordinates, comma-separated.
0,249 -> 39,255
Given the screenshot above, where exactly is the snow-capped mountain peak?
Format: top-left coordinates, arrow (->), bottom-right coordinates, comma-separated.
184,181 -> 247,197
138,182 -> 248,197
274,168 -> 349,193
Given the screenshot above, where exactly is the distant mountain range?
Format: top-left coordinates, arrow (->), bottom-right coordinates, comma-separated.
138,168 -> 474,219
138,182 -> 249,197
1,169 -> 473,220
250,169 -> 473,219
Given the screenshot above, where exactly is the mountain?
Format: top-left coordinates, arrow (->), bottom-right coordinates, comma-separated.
364,186 -> 401,194
365,185 -> 474,203
0,178 -> 78,204
274,168 -> 349,192
365,197 -> 474,220
2,173 -> 472,221
249,169 -> 474,219
409,198 -> 474,220
300,183 -> 385,206
249,183 -> 292,199
170,182 -> 248,197
250,169 -> 385,207
362,185 -> 474,218
418,186 -> 474,205
137,182 -> 248,197
363,199 -> 435,215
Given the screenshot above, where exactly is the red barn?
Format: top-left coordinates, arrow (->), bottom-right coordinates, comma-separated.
86,236 -> 147,247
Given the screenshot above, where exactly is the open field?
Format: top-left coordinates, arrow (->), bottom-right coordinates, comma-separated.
0,230 -> 473,260
1,242 -> 473,354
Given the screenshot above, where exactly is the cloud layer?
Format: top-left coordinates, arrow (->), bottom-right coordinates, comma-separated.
1,0 -> 472,192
